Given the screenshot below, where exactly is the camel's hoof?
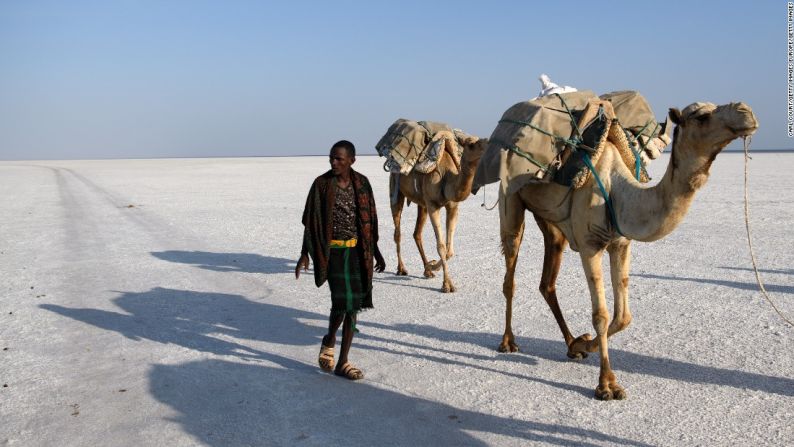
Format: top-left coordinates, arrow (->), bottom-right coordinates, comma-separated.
498,342 -> 520,353
423,270 -> 436,278
427,260 -> 443,272
396,267 -> 408,276
567,333 -> 593,360
441,283 -> 456,293
594,384 -> 627,401
595,387 -> 613,401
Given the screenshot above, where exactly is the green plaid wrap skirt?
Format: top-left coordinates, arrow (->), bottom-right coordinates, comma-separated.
327,246 -> 373,315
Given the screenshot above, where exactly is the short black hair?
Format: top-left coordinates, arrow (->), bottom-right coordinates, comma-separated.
330,140 -> 356,157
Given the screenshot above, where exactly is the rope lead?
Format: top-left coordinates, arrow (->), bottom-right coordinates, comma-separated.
480,184 -> 499,210
742,136 -> 793,327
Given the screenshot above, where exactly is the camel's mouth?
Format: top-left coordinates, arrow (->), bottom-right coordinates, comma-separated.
727,104 -> 758,137
714,125 -> 757,149
730,124 -> 759,137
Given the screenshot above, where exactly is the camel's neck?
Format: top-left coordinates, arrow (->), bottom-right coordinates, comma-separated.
444,147 -> 483,202
613,136 -> 716,242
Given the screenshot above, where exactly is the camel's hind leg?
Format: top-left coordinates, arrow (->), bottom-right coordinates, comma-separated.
444,202 -> 459,260
390,174 -> 408,276
498,192 -> 525,352
534,216 -> 591,359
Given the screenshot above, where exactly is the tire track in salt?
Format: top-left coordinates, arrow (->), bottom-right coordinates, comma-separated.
42,164 -> 284,329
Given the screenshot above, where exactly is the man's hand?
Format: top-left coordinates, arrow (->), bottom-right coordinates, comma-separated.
295,254 -> 309,279
374,250 -> 386,273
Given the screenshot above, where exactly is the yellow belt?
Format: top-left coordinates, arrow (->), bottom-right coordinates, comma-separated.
329,238 -> 357,248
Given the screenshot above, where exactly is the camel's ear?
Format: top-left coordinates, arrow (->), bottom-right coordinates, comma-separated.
450,129 -> 478,146
460,136 -> 479,146
430,130 -> 453,145
658,118 -> 667,135
669,108 -> 682,125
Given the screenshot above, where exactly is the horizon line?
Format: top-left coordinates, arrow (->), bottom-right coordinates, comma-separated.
1,148 -> 793,163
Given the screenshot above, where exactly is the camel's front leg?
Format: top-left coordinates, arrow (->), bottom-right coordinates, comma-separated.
390,174 -> 408,276
413,205 -> 435,278
427,204 -> 454,292
498,192 -> 525,352
444,202 -> 459,260
534,216 -> 591,359
607,240 -> 632,337
580,250 -> 626,400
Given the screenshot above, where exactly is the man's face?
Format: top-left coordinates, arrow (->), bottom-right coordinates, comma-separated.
329,147 -> 354,176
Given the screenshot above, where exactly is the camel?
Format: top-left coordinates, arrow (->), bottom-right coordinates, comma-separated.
497,101 -> 757,400
391,131 -> 488,292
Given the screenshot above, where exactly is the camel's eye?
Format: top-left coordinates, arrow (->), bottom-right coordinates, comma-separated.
696,114 -> 710,124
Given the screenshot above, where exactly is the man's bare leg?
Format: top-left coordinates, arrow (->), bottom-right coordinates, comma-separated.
334,313 -> 363,380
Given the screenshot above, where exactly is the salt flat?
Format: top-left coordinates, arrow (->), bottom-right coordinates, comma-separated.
1,153 -> 792,446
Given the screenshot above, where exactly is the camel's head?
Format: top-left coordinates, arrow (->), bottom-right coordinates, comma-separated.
453,131 -> 488,161
431,129 -> 488,164
668,101 -> 758,157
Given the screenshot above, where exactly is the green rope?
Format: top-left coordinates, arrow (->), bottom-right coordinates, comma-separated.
497,118 -> 581,148
417,121 -> 434,138
496,93 -> 587,170
555,93 -> 584,141
638,122 -> 659,179
595,103 -> 606,122
622,120 -> 659,181
491,138 -> 550,172
380,128 -> 432,174
581,152 -> 625,237
381,132 -> 423,162
503,93 -> 623,236
642,122 -> 660,146
381,122 -> 445,173
621,123 -> 647,181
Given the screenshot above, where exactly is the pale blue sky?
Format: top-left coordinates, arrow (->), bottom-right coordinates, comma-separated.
0,0 -> 787,160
